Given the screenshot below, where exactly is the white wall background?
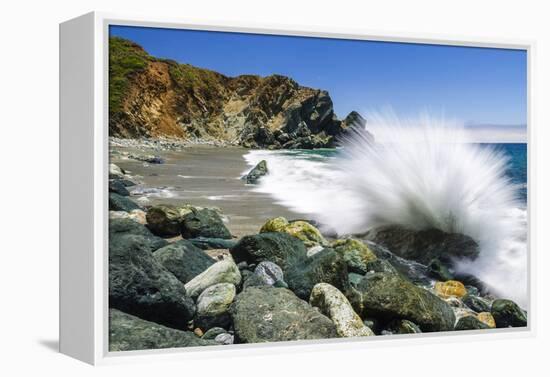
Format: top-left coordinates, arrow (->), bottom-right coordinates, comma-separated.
1,0 -> 548,375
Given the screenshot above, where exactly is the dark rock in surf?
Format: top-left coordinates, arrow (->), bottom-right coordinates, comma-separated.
366,226 -> 479,266
427,258 -> 454,281
109,234 -> 196,329
109,309 -> 216,351
109,218 -> 168,251
491,299 -> 527,328
245,160 -> 268,184
109,179 -> 130,196
231,287 -> 337,343
109,192 -> 140,212
454,316 -> 490,331
153,240 -> 216,284
349,272 -> 455,332
181,208 -> 232,239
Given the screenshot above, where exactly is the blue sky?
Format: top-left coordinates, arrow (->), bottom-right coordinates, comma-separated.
110,25 -> 527,141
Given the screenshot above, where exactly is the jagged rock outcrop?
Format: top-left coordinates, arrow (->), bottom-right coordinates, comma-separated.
109,37 -> 363,149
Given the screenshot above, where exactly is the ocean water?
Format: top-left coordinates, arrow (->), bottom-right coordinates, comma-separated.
243,137 -> 528,306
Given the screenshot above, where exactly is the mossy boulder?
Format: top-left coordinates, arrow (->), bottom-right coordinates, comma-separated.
195,283 -> 236,330
491,299 -> 527,328
462,295 -> 491,313
350,272 -> 455,332
109,234 -> 196,329
385,319 -> 422,334
434,280 -> 467,298
181,207 -> 232,239
477,312 -> 496,328
153,240 -> 215,283
310,283 -> 374,337
146,204 -> 192,237
331,238 -> 377,274
188,237 -> 238,250
109,309 -> 216,351
231,287 -> 337,343
260,217 -> 327,247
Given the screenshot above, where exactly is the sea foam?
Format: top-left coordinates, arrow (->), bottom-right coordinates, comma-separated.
244,112 -> 528,306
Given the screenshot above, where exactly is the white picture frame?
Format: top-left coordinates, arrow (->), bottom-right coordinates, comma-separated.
59,11 -> 536,365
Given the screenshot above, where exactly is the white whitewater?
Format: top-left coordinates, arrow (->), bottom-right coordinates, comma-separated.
243,112 -> 527,306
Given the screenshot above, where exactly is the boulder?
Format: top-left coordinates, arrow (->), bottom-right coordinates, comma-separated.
454,316 -> 490,331
109,218 -> 168,251
214,333 -> 234,345
366,226 -> 479,266
146,204 -> 192,237
385,319 -> 422,334
184,258 -> 241,299
491,299 -> 527,328
260,217 -> 327,247
331,238 -> 377,274
109,209 -> 147,225
350,272 -> 455,332
109,309 -> 216,351
181,208 -> 232,239
310,283 -> 374,337
195,283 -> 236,330
109,192 -> 140,212
189,237 -> 238,250
477,312 -> 496,328
153,240 -> 215,283
245,160 -> 268,184
230,232 -> 307,270
462,295 -> 491,313
109,180 -> 130,196
285,248 -> 349,300
109,234 -> 196,329
434,280 -> 467,298
252,261 -> 285,286
231,287 -> 338,343
202,327 -> 227,340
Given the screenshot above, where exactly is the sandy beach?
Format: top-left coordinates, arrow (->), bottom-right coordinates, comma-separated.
109,144 -> 307,238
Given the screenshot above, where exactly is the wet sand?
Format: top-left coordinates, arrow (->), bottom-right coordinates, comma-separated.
110,144 -> 306,237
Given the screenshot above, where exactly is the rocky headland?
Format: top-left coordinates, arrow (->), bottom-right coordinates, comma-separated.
109,37 -> 369,149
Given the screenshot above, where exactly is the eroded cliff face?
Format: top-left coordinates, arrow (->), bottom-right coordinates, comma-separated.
109,37 -> 365,149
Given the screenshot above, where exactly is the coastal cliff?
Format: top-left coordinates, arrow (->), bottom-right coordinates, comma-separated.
109,37 -> 366,149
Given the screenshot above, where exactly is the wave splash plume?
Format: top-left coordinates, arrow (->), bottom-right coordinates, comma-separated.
244,112 -> 527,305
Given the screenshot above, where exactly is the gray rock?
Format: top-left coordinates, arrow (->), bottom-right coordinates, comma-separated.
181,208 -> 232,239
195,283 -> 236,330
245,160 -> 268,184
310,283 -> 374,337
231,287 -> 338,343
109,163 -> 125,179
109,309 -> 216,351
109,192 -> 140,212
109,218 -> 168,251
184,258 -> 241,299
153,240 -> 215,283
349,272 -> 456,332
253,261 -> 285,286
214,333 -> 234,345
202,327 -> 227,340
491,299 -> 527,328
109,234 -> 196,329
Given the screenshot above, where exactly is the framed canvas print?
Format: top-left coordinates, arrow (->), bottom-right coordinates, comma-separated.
59,12 -> 533,365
